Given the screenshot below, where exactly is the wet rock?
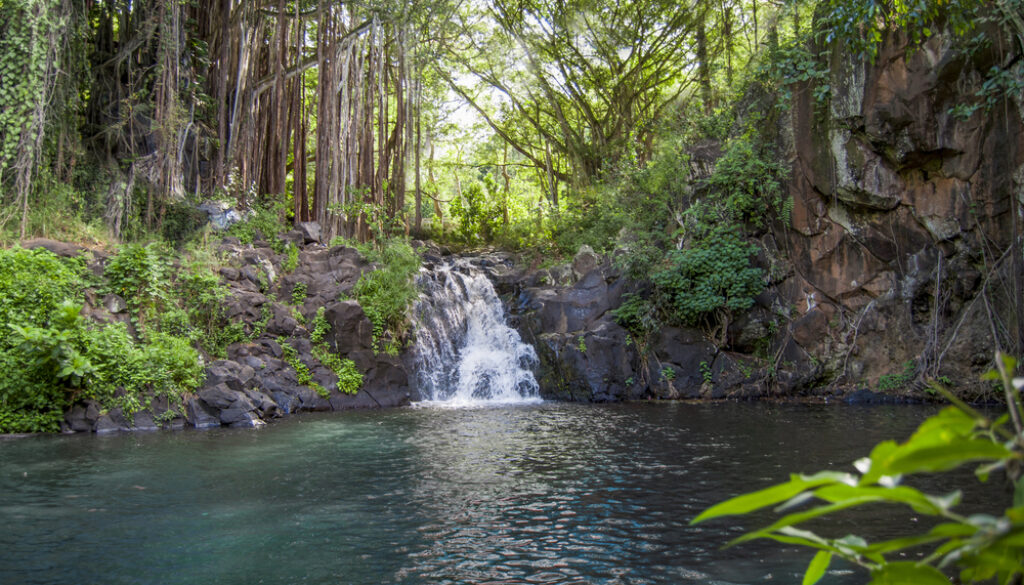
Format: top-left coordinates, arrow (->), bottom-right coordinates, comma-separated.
131,411 -> 159,432
228,411 -> 265,428
94,408 -> 131,434
186,398 -> 222,429
271,392 -> 301,415
64,400 -> 101,433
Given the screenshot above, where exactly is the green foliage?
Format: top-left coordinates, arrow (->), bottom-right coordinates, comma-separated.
283,243 -> 300,273
702,131 -> 790,230
225,202 -> 289,251
651,229 -> 764,328
280,339 -> 314,387
694,353 -> 1024,585
661,367 -> 676,382
0,245 -> 227,432
312,345 -> 362,395
161,201 -> 208,245
290,281 -> 308,305
612,293 -> 660,351
821,0 -> 982,63
576,335 -> 587,354
700,361 -> 713,385
449,178 -> 504,242
0,246 -> 85,326
104,242 -> 170,324
309,306 -> 329,344
0,0 -> 57,178
877,360 -> 916,392
174,258 -> 242,357
352,238 -> 421,353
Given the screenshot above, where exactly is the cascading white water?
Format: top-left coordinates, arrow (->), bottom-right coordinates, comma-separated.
413,259 -> 541,406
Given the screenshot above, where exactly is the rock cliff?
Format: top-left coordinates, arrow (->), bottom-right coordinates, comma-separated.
508,26 -> 1023,402
777,26 -> 1023,395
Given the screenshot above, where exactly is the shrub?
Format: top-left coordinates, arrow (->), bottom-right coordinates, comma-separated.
0,245 -> 211,432
0,246 -> 85,326
651,227 -> 764,333
703,130 -> 790,229
225,201 -> 289,251
0,248 -> 88,432
352,238 -> 421,352
309,306 -> 329,344
291,281 -> 308,306
104,242 -> 170,325
283,242 -> 299,273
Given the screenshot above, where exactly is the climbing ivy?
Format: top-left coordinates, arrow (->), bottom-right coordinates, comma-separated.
0,0 -> 53,179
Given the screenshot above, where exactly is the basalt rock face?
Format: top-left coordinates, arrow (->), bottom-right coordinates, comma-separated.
774,25 -> 1023,393
505,248 -> 765,402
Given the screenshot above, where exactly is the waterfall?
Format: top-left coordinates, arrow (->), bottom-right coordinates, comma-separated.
413,259 -> 541,406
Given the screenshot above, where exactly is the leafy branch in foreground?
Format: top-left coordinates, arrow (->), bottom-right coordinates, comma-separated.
693,352 -> 1024,585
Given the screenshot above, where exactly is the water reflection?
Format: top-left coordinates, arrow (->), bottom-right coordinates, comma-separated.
0,402 -> 1003,585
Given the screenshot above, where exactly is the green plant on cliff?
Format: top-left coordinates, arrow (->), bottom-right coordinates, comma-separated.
104,242 -> 171,327
694,353 -> 1024,585
703,130 -> 790,228
821,0 -> 982,64
283,242 -> 299,273
352,238 -> 421,354
877,360 -> 916,392
312,345 -> 362,395
291,281 -> 308,306
225,201 -> 289,252
651,227 -> 764,344
310,307 -> 329,344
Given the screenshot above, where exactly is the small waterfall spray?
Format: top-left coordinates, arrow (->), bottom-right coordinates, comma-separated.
413,259 -> 540,406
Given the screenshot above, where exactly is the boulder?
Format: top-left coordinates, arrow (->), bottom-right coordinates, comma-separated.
204,360 -> 256,392
298,221 -> 322,244
324,301 -> 374,354
94,408 -> 131,434
197,383 -> 248,410
186,398 -> 222,429
522,269 -> 610,335
265,303 -> 300,337
64,400 -> 101,433
571,245 -> 601,281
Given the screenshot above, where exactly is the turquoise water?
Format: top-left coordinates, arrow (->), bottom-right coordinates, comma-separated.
0,402 -> 1002,584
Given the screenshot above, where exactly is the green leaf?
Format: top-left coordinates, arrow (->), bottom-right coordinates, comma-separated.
1015,476 -> 1024,509
734,499 -> 876,546
868,562 -> 951,585
814,484 -> 953,516
887,441 -> 1012,475
691,471 -> 853,524
803,551 -> 832,585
